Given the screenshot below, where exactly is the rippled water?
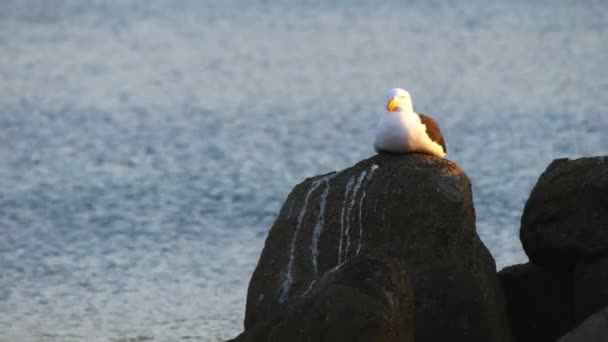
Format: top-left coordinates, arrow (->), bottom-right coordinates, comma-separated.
1,1 -> 607,341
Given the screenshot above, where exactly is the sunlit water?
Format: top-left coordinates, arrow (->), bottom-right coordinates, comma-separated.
1,1 -> 607,341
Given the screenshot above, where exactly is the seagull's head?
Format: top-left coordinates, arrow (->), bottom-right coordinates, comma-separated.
386,88 -> 413,112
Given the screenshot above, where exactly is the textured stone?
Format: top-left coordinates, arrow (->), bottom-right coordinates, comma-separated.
498,262 -> 573,342
574,256 -> 608,325
227,254 -> 413,342
521,156 -> 608,263
231,153 -> 510,342
269,253 -> 413,342
559,306 -> 608,342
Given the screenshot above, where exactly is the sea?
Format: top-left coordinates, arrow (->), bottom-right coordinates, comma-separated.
1,1 -> 607,341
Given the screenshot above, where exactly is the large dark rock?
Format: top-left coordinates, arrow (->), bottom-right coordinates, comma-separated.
498,255 -> 608,342
574,256 -> 608,324
521,156 -> 608,264
498,262 -> 573,342
228,254 -> 413,342
559,306 -> 608,342
503,156 -> 608,341
233,153 -> 510,342
271,253 -> 413,342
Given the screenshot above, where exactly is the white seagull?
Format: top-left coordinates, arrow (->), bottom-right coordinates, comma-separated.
374,88 -> 447,158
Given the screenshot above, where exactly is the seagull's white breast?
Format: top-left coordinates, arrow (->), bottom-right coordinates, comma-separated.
374,110 -> 446,158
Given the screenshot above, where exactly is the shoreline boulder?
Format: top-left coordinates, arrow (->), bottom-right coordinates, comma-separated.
559,306 -> 608,342
231,153 -> 510,342
574,256 -> 608,324
228,253 -> 413,342
270,253 -> 414,342
521,157 -> 608,264
500,156 -> 608,342
498,262 -> 573,342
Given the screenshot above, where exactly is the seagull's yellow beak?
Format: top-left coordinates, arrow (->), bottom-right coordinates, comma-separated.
387,98 -> 398,112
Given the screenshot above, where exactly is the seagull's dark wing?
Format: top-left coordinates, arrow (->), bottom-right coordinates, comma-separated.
417,113 -> 447,154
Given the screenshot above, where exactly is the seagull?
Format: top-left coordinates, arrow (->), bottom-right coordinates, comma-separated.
374,88 -> 446,158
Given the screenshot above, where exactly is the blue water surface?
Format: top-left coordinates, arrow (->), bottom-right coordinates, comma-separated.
1,1 -> 607,341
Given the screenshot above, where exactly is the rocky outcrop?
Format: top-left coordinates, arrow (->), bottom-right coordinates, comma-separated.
574,256 -> 608,324
499,156 -> 608,342
521,157 -> 608,264
231,253 -> 414,342
231,153 -> 510,342
498,263 -> 572,342
559,306 -> 608,342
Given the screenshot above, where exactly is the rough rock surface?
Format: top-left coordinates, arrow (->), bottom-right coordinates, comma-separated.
500,256 -> 608,342
228,254 -> 413,342
232,153 -> 510,342
521,156 -> 608,264
559,306 -> 608,342
500,156 -> 608,342
498,262 -> 573,342
574,256 -> 608,324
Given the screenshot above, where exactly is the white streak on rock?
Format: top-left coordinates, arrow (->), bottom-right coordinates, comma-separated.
356,165 -> 379,255
381,178 -> 391,228
311,173 -> 337,276
339,176 -> 355,264
300,262 -> 345,299
280,178 -> 324,303
356,191 -> 367,255
301,279 -> 317,297
287,198 -> 295,219
345,171 -> 368,258
385,290 -> 395,305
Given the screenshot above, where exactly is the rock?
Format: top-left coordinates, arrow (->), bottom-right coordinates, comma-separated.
521,156 -> 608,264
498,257 -> 608,341
234,153 -> 510,342
574,256 -> 608,325
227,254 -> 413,342
498,262 -> 573,342
497,156 -> 608,342
269,253 -> 413,342
559,306 -> 608,342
